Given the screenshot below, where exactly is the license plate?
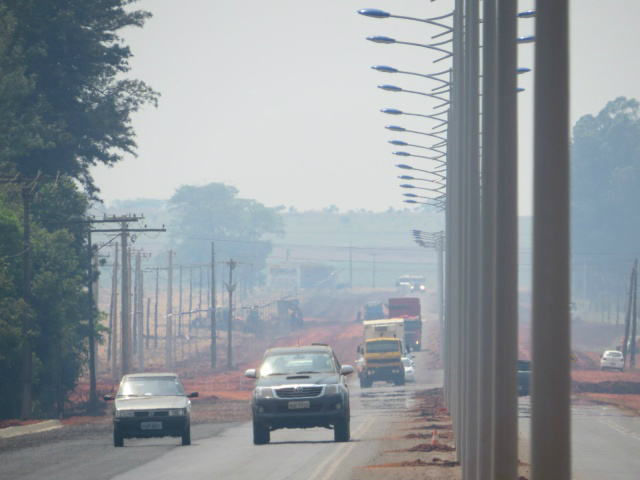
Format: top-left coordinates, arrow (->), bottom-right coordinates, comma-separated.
141,421 -> 162,430
288,401 -> 310,410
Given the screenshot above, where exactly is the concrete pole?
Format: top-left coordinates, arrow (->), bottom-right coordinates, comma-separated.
493,0 -> 519,477
111,243 -> 119,378
463,0 -> 481,477
166,250 -> 173,369
531,4 -> 571,476
121,229 -> 131,375
478,0 -> 497,477
210,242 -> 217,369
136,252 -> 144,372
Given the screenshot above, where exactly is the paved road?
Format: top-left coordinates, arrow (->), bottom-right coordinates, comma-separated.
519,398 -> 640,480
0,352 -> 442,480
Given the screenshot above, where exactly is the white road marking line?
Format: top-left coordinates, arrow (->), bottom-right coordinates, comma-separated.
597,417 -> 640,442
306,417 -> 376,480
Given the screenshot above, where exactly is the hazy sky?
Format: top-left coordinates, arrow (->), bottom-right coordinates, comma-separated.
90,0 -> 640,215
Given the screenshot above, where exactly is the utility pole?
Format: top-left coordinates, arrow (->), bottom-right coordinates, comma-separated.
91,220 -> 165,376
166,250 -> 174,369
111,243 -> 119,378
631,265 -> 638,368
20,186 -> 33,419
136,251 -> 144,372
349,242 -> 353,291
371,253 -> 377,290
210,243 -> 217,369
154,267 -> 159,349
226,259 -> 237,370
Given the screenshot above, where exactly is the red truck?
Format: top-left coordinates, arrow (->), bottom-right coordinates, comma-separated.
388,297 -> 422,351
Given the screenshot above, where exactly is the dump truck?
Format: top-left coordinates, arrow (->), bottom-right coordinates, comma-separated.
358,318 -> 406,387
388,297 -> 423,351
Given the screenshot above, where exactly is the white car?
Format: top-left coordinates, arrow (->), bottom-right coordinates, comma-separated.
600,350 -> 624,372
402,357 -> 415,382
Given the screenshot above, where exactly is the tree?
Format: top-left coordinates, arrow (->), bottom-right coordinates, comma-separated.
0,0 -> 158,197
169,184 -> 284,288
571,97 -> 640,255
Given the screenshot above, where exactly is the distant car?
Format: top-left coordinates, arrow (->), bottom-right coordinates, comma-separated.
517,360 -> 531,396
245,345 -> 353,445
402,357 -> 415,382
104,373 -> 198,447
600,350 -> 624,372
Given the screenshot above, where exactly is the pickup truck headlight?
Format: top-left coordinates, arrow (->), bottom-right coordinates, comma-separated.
325,384 -> 342,395
169,408 -> 186,416
254,387 -> 274,399
115,410 -> 134,418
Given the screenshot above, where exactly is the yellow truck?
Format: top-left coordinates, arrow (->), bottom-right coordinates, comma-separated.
358,318 -> 406,388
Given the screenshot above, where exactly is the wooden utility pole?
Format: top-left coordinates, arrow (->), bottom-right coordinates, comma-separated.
226,259 -> 237,370
146,297 -> 151,350
210,243 -> 217,369
166,250 -> 174,369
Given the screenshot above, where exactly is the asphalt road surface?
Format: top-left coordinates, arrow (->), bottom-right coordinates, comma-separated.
519,397 -> 640,480
0,352 -> 443,480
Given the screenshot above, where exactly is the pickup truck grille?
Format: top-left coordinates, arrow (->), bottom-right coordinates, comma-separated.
366,358 -> 398,364
275,386 -> 323,398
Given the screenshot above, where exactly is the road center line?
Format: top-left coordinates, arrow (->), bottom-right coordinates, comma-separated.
306,416 -> 376,480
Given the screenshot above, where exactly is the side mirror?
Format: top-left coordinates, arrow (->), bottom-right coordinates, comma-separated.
244,368 -> 257,379
188,392 -> 199,398
103,395 -> 114,401
340,365 -> 354,375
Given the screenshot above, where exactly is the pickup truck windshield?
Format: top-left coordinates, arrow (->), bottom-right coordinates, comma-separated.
365,340 -> 400,354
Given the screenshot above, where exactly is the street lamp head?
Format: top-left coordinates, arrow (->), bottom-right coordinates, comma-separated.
366,35 -> 396,44
357,8 -> 390,19
398,175 -> 415,180
378,84 -> 403,92
518,9 -> 536,18
517,35 -> 535,44
392,151 -> 411,157
404,200 -> 419,204
517,87 -> 525,93
381,108 -> 403,115
385,125 -> 406,132
389,140 -> 408,146
395,164 -> 414,170
403,193 -> 418,198
517,67 -> 531,74
399,184 -> 416,189
371,65 -> 398,73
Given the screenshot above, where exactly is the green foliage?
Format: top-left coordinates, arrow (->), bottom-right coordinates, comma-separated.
571,97 -> 640,254
169,183 -> 284,287
0,0 -> 158,197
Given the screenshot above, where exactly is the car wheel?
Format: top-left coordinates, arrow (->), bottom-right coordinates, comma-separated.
113,430 -> 124,447
182,425 -> 191,446
253,420 -> 270,445
334,417 -> 350,442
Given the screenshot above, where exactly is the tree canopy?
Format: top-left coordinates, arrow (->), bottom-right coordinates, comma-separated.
571,96 -> 640,255
169,183 -> 284,287
0,0 -> 158,197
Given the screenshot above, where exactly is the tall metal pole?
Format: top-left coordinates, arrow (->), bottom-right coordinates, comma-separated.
493,0 -> 519,477
531,2 -> 570,478
478,0 -> 497,477
136,251 -> 144,372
